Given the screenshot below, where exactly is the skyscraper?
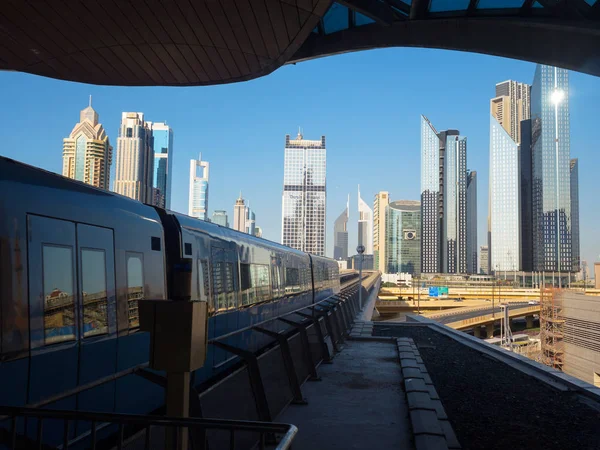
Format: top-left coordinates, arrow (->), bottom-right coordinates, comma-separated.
480,246 -> 489,275
245,206 -> 256,236
333,196 -> 349,261
443,135 -> 468,274
114,112 -> 154,203
188,155 -> 209,220
233,195 -> 246,233
520,119 -> 534,272
373,191 -> 390,272
212,210 -> 229,227
62,97 -> 112,189
420,116 -> 464,273
466,171 -> 478,274
570,158 -> 580,273
385,200 -> 421,275
148,122 -> 173,209
531,65 -> 573,273
489,80 -> 531,273
357,186 -> 373,255
281,131 -> 326,256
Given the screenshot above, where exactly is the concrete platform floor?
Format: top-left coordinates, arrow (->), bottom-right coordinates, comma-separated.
275,339 -> 412,450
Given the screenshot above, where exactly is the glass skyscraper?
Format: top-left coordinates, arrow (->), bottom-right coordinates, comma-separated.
489,115 -> 520,272
443,135 -> 468,274
114,112 -> 154,203
212,210 -> 229,227
149,122 -> 173,209
489,79 -> 531,273
62,97 -> 112,190
570,158 -> 580,273
358,186 -> 373,255
188,155 -> 209,220
385,200 -> 421,275
531,65 -> 572,273
281,132 -> 326,256
373,191 -> 389,272
333,197 -> 349,261
466,171 -> 478,274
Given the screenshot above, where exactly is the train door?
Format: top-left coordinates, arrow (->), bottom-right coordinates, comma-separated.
74,224 -> 116,418
27,215 -> 79,408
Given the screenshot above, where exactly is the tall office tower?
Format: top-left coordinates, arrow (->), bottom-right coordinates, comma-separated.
212,210 -> 229,227
570,158 -> 580,273
245,206 -> 256,236
489,80 -> 531,273
421,115 -> 459,273
373,191 -> 390,272
443,135 -> 468,274
492,80 -> 531,144
531,65 -> 573,273
357,186 -> 373,254
466,171 -> 478,274
62,97 -> 112,189
281,131 -> 326,256
188,155 -> 209,220
233,195 -> 247,232
114,112 -> 154,203
480,246 -> 489,275
385,200 -> 421,275
520,119 -> 534,271
333,196 -> 349,260
148,122 -> 173,209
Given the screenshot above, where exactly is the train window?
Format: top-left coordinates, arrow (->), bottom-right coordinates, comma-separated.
81,249 -> 108,338
213,262 -> 235,310
184,243 -> 192,256
224,263 -> 236,309
285,267 -> 301,293
240,264 -> 251,291
126,253 -> 144,329
198,259 -> 210,303
151,237 -> 161,251
252,264 -> 270,303
42,245 -> 76,345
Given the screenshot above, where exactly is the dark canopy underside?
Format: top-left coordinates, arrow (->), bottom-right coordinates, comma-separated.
2,0 -> 600,86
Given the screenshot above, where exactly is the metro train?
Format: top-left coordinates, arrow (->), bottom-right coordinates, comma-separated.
0,156 -> 340,432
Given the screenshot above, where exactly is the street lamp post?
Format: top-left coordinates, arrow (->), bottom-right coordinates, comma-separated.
357,245 -> 365,310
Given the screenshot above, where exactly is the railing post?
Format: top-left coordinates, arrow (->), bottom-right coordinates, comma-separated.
278,317 -> 320,381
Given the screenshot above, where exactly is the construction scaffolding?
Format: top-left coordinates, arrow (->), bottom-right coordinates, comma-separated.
539,288 -> 564,370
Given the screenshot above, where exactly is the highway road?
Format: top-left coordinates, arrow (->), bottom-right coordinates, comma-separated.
437,302 -> 533,324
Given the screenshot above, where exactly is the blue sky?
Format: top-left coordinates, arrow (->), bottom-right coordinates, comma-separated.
2,47 -> 599,270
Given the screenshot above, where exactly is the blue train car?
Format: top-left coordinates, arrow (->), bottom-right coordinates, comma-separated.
0,156 -> 340,446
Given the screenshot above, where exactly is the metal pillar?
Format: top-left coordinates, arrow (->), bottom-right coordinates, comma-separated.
486,323 -> 494,338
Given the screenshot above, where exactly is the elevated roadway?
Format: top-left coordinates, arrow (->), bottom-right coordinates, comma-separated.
427,304 -> 541,331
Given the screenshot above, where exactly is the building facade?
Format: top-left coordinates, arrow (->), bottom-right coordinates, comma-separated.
443,135 -> 468,274
520,118 -> 534,272
245,206 -> 256,236
373,191 -> 390,272
62,98 -> 112,190
333,197 -> 349,261
385,200 -> 421,275
466,171 -> 478,274
480,246 -> 489,275
281,132 -> 326,256
531,65 -> 573,273
570,158 -> 580,273
188,156 -> 209,220
421,116 -> 442,273
233,195 -> 247,233
148,122 -> 173,209
491,80 -> 531,144
357,186 -> 373,255
212,210 -> 229,227
114,112 -> 154,203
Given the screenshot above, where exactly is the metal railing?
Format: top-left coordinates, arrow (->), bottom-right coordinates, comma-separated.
0,406 -> 297,450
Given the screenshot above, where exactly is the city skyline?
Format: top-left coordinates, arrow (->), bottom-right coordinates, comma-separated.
3,49 -> 598,267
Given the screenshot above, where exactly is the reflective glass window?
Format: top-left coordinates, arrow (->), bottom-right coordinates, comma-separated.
477,0 -> 525,7
430,0 -> 469,12
82,249 -> 108,337
43,245 -> 76,345
126,254 -> 144,329
198,259 -> 210,302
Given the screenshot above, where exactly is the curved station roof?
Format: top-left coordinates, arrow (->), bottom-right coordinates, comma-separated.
1,0 -> 600,86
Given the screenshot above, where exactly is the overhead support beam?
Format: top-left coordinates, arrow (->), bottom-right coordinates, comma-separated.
337,0 -> 395,25
385,0 -> 411,16
410,0 -> 430,19
520,0 -> 535,16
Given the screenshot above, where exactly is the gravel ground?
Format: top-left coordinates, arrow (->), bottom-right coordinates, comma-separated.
374,324 -> 600,450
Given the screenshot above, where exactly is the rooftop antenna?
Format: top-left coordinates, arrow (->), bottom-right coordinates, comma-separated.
89,95 -> 92,107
